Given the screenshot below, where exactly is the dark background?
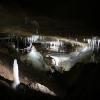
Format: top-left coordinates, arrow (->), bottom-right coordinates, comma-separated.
0,0 -> 100,31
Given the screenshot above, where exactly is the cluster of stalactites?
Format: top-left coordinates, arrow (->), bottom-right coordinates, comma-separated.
83,37 -> 100,51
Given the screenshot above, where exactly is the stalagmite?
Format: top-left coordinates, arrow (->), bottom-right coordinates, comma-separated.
97,40 -> 100,50
12,59 -> 20,89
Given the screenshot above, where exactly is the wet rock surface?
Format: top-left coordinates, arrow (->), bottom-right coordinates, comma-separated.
0,75 -> 59,100
1,61 -> 100,100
